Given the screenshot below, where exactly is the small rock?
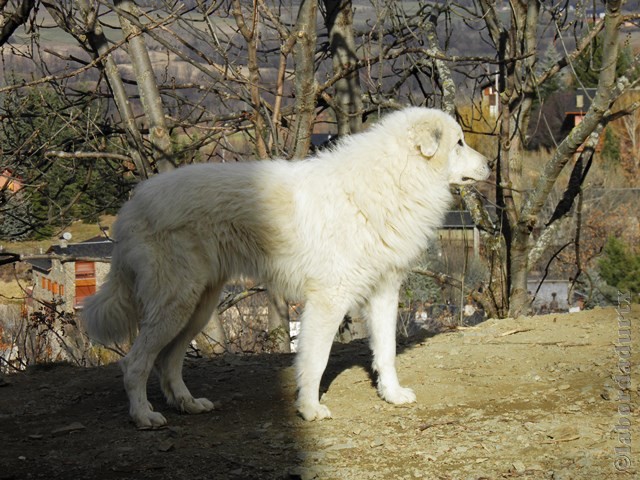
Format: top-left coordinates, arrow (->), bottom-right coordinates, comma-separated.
157,440 -> 175,452
370,438 -> 385,448
327,441 -> 355,451
51,422 -> 86,436
316,438 -> 335,448
513,461 -> 526,473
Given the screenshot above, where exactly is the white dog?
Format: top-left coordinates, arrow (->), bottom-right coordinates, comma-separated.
83,107 -> 490,428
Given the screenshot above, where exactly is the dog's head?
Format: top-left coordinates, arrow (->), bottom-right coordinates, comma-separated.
407,108 -> 491,186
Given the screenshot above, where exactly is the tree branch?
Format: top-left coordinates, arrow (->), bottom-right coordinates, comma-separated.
520,0 -> 623,228
0,252 -> 112,265
0,0 -> 35,46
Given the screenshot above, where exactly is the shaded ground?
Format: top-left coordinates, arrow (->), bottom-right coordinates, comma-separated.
1,306 -> 638,480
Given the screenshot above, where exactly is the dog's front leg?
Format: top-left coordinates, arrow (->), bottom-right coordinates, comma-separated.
365,277 -> 417,405
295,298 -> 347,421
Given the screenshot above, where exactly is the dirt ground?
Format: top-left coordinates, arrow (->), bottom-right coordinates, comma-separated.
1,305 -> 638,480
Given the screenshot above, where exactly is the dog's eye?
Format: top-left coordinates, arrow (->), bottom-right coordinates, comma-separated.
457,139 -> 464,147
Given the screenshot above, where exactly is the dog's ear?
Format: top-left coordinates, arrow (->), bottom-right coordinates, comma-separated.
414,126 -> 442,158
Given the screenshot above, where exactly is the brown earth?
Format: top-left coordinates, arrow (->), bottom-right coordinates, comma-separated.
1,306 -> 638,480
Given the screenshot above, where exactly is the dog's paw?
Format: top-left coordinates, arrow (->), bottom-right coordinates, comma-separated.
297,402 -> 332,421
133,410 -> 168,429
379,385 -> 416,405
181,397 -> 215,414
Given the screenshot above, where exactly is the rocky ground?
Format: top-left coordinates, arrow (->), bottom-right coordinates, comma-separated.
1,305 -> 638,480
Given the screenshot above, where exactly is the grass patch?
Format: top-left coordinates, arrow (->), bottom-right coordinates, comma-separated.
0,280 -> 27,304
1,216 -> 116,255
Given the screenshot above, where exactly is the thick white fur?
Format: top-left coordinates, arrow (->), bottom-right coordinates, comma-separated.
83,107 -> 490,427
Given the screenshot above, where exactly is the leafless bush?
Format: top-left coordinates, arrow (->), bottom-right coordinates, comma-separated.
0,302 -> 109,372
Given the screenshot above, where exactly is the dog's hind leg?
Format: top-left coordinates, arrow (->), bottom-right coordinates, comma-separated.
122,288 -> 204,428
155,283 -> 223,414
295,296 -> 348,421
364,275 -> 417,405
121,325 -> 179,428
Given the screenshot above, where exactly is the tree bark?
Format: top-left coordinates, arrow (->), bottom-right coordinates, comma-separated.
0,0 -> 35,46
267,294 -> 291,353
424,5 -> 456,115
292,0 -> 318,159
114,0 -> 175,173
232,0 -> 268,158
76,0 -> 152,179
324,0 -> 362,135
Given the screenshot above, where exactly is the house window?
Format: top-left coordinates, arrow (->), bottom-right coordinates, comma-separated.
41,276 -> 46,289
60,284 -> 65,296
75,261 -> 96,308
52,282 -> 59,295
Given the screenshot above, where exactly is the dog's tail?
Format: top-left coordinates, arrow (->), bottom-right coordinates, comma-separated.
82,257 -> 138,346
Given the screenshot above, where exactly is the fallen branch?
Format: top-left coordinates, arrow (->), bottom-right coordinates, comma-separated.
418,419 -> 459,431
499,328 -> 533,337
412,268 -> 461,289
217,286 -> 266,314
540,435 -> 580,444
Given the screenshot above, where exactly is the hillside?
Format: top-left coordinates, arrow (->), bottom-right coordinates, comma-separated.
1,306 -> 638,479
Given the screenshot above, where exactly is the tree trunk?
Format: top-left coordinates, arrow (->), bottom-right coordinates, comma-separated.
267,294 -> 291,353
198,315 -> 228,355
114,0 -> 175,173
292,0 -> 318,159
0,0 -> 35,46
76,0 -> 152,179
231,0 -> 268,158
324,0 -> 362,135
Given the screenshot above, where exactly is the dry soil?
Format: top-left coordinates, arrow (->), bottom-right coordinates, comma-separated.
1,306 -> 639,480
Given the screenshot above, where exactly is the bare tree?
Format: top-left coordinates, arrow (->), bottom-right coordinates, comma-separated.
482,0 -> 636,316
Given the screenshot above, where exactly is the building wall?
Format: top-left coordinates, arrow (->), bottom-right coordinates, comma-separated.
31,259 -> 71,312
95,262 -> 110,287
30,260 -> 111,313
437,228 -> 479,259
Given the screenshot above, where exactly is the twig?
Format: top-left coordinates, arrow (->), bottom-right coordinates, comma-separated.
418,419 -> 459,431
45,151 -> 133,162
540,435 -> 580,444
0,252 -> 112,266
217,286 -> 266,314
498,328 -> 533,337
